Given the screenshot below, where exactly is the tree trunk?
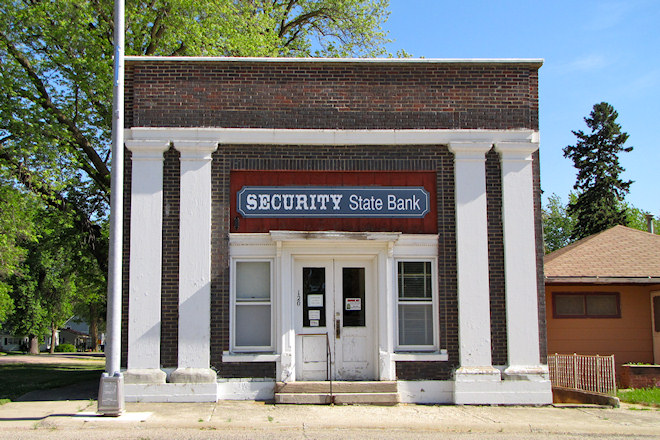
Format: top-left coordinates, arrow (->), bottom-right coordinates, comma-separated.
50,322 -> 57,354
28,335 -> 39,354
89,306 -> 99,351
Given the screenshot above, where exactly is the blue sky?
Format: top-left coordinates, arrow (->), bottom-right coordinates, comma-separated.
384,0 -> 659,215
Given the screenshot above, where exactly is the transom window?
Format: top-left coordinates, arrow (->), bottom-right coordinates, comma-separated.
396,260 -> 437,350
553,292 -> 620,318
232,260 -> 273,351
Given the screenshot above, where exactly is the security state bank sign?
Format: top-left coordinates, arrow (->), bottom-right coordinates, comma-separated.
237,186 -> 430,218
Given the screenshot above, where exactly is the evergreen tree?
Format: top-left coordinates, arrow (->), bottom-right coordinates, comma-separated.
563,102 -> 633,240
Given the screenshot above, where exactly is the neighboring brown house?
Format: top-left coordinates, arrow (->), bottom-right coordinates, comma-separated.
545,225 -> 660,376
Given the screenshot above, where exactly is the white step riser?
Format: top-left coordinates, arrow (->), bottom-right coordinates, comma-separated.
275,392 -> 399,405
275,381 -> 397,394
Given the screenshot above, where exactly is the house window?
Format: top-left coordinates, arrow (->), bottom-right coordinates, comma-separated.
553,292 -> 620,318
396,260 -> 437,350
232,260 -> 273,351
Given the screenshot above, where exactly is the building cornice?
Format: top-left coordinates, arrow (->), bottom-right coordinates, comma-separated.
126,128 -> 539,146
125,56 -> 543,67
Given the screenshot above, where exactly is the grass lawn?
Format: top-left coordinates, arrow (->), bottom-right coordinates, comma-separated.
0,362 -> 104,402
617,388 -> 660,407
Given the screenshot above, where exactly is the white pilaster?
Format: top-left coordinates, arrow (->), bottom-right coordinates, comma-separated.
170,140 -> 218,384
125,140 -> 170,384
495,142 -> 549,386
277,242 -> 295,382
379,243 -> 396,380
448,142 -> 498,373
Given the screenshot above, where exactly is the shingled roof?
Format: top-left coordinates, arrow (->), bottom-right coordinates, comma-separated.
544,225 -> 660,283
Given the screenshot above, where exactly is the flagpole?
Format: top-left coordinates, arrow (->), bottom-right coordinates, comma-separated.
98,0 -> 125,416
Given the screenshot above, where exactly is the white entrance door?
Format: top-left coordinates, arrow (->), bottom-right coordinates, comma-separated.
294,258 -> 376,381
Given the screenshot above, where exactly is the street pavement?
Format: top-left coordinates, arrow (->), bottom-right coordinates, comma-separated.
1,394 -> 659,439
1,355 -> 658,440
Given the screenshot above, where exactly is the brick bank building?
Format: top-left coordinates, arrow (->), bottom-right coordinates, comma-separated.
121,57 -> 551,404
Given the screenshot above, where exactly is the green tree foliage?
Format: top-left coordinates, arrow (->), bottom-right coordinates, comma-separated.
563,102 -> 633,241
542,194 -> 658,255
0,0 -> 394,345
5,205 -> 77,353
0,182 -> 37,327
624,203 -> 660,235
542,193 -> 577,254
0,0 -> 394,270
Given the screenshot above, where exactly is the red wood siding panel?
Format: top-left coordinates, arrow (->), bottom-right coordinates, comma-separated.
230,170 -> 437,234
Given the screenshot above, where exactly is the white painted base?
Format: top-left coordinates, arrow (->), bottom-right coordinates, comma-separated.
397,380 -> 453,404
122,377 -> 551,404
170,367 -> 217,383
123,368 -> 167,384
124,383 -> 218,403
217,378 -> 276,401
454,379 -> 552,405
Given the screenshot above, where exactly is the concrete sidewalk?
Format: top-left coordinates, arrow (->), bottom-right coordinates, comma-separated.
1,398 -> 659,439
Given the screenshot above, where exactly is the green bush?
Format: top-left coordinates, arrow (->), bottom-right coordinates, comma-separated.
54,343 -> 76,353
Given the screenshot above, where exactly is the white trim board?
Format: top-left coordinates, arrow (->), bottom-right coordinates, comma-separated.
125,56 -> 543,65
126,128 -> 540,146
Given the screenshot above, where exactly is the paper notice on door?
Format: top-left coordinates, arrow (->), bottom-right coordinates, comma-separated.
345,298 -> 362,311
308,310 -> 321,320
309,320 -> 320,327
307,294 -> 323,307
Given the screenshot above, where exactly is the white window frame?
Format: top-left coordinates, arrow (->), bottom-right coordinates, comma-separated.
395,258 -> 439,352
230,258 -> 274,352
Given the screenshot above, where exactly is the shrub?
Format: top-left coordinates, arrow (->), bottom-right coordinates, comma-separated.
54,344 -> 76,353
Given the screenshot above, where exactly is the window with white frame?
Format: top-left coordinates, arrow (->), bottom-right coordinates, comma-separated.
232,260 -> 273,351
396,260 -> 436,350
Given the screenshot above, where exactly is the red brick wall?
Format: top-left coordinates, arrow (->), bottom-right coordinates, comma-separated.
620,365 -> 660,388
210,144 -> 458,379
124,61 -> 540,130
121,59 -> 544,377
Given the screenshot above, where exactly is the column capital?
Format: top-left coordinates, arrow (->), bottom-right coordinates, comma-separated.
173,140 -> 218,160
448,141 -> 493,160
125,140 -> 170,160
494,141 -> 539,161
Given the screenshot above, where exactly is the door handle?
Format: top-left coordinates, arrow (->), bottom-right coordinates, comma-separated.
335,319 -> 341,339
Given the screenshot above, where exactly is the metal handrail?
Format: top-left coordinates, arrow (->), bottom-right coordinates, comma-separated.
297,332 -> 334,404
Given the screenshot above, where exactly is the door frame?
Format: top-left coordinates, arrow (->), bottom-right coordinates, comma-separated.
228,231 -> 443,383
293,256 -> 377,381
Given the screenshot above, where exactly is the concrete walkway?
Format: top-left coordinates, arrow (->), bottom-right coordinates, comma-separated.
1,397 -> 659,439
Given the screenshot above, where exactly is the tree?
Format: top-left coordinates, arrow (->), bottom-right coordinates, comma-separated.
542,193 -> 577,254
624,203 -> 660,235
0,181 -> 36,327
0,0 -> 394,273
0,0 -> 394,343
543,193 -> 658,255
563,102 -> 633,241
5,203 -> 80,354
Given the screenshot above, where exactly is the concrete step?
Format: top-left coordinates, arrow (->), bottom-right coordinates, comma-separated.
275,381 -> 397,394
275,392 -> 399,405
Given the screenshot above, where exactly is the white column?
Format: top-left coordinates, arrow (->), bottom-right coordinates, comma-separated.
170,140 -> 218,384
495,142 -> 547,380
449,142 -> 500,403
448,142 -> 498,370
124,140 -> 169,384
